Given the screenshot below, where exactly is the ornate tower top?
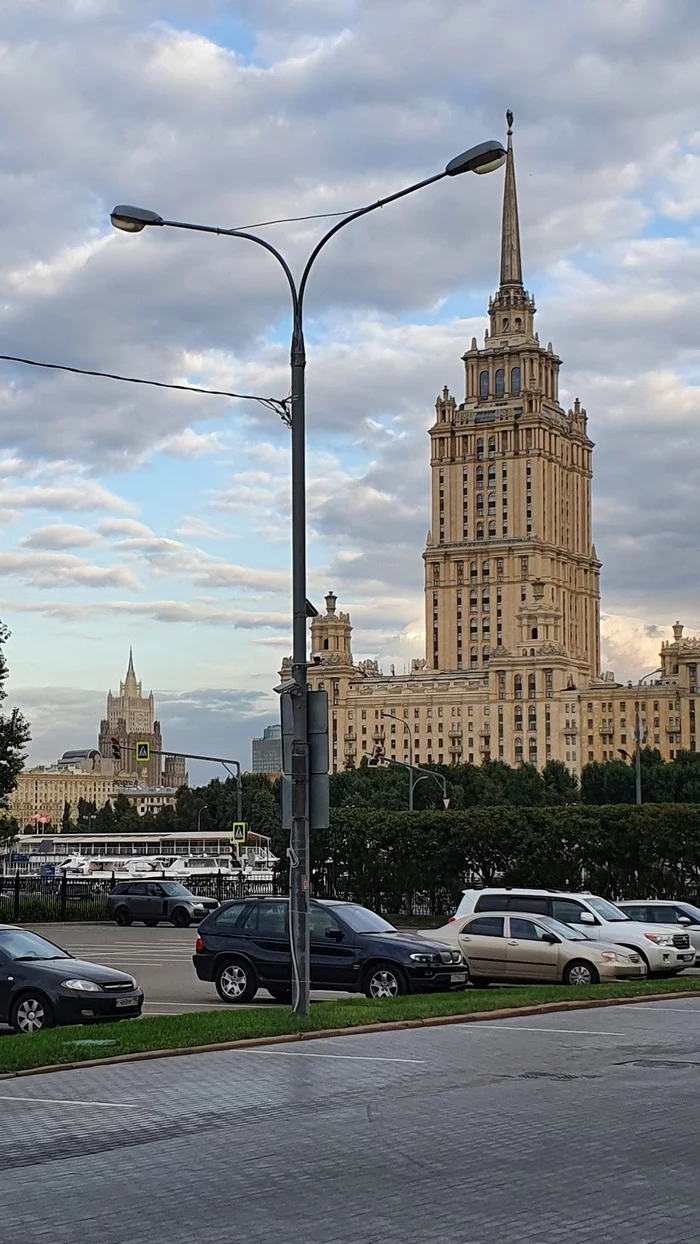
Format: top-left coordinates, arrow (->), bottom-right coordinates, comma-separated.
121,646 -> 142,699
500,110 -> 522,289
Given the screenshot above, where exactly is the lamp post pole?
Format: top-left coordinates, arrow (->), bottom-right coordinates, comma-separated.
196,804 -> 208,834
380,710 -> 415,810
110,136 -> 506,1019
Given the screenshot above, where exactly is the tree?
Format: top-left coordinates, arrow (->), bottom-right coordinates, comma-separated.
0,622 -> 30,820
61,801 -> 73,833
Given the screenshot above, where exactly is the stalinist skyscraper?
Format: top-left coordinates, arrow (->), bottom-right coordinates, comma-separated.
287,114 -> 698,775
98,649 -> 185,788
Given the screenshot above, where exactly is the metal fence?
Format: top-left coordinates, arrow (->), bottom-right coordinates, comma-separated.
0,870 -> 452,923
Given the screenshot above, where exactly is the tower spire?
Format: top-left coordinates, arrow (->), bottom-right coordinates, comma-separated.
500,109 -> 523,288
124,646 -> 138,695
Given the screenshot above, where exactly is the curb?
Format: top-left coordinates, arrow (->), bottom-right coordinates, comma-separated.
2,988 -> 700,1080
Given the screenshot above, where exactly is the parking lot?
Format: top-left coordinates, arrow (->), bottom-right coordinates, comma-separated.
2,996 -> 700,1242
22,922 -> 353,1015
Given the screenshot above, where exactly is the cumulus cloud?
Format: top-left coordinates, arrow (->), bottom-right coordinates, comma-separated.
20,523 -> 100,550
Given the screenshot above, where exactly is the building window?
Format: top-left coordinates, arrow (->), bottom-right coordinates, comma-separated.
470,591 -> 478,612
488,436 -> 496,458
476,522 -> 484,540
528,673 -> 536,699
470,647 -> 478,669
482,618 -> 490,639
488,521 -> 496,537
528,706 -> 537,730
432,563 -> 440,585
482,590 -> 490,612
456,561 -> 464,584
488,493 -> 496,515
476,466 -> 483,487
511,366 -> 521,395
482,560 -> 490,582
479,372 -> 488,398
470,561 -> 477,583
476,438 -> 484,459
495,368 -> 505,396
483,646 -> 490,664
476,493 -> 484,516
496,558 -> 504,582
470,620 -> 478,640
514,674 -> 522,700
521,557 -> 529,581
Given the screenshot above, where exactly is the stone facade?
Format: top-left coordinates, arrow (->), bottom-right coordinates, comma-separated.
282,115 -> 698,775
98,648 -> 164,787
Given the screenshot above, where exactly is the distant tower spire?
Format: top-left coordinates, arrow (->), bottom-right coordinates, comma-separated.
124,646 -> 138,695
500,109 -> 523,288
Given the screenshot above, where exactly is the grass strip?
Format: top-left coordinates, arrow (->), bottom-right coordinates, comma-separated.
1,975 -> 699,1075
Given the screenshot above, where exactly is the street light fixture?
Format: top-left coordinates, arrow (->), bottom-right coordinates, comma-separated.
196,804 -> 208,834
110,136 -> 505,1018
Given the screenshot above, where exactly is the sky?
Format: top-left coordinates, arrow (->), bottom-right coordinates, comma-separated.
2,0 -> 700,782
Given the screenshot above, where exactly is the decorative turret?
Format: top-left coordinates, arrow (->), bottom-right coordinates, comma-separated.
310,592 -> 354,666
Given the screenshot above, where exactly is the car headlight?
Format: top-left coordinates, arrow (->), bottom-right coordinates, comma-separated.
62,979 -> 102,992
409,953 -> 435,964
644,933 -> 673,946
600,952 -> 620,962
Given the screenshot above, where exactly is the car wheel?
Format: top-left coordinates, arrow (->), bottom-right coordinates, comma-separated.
564,960 -> 599,987
469,976 -> 491,988
144,920 -> 159,928
171,907 -> 191,928
266,985 -> 293,1003
364,962 -> 407,999
215,959 -> 258,1003
11,993 -> 54,1035
114,906 -> 133,927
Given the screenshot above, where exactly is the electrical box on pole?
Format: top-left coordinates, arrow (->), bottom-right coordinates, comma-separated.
307,688 -> 329,830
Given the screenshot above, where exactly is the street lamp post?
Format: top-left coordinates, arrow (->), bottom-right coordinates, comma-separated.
111,137 -> 506,1018
380,710 -> 414,809
617,668 -> 661,805
196,804 -> 208,834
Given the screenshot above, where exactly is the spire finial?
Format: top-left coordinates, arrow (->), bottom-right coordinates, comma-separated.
500,109 -> 522,288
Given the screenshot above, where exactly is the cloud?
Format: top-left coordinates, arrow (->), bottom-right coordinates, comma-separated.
158,428 -> 223,458
20,523 -> 100,550
0,482 -> 134,515
0,550 -> 140,591
8,598 -> 289,628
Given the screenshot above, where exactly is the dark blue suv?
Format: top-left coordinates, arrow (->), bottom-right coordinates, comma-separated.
193,897 -> 467,1002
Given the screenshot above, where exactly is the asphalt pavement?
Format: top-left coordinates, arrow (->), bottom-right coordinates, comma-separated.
3,997 -> 700,1242
25,922 -> 353,1014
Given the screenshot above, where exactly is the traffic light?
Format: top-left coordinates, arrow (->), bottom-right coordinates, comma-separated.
368,743 -> 384,767
111,736 -> 121,761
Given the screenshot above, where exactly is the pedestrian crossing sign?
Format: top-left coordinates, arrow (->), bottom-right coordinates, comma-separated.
136,741 -> 150,762
232,822 -> 247,844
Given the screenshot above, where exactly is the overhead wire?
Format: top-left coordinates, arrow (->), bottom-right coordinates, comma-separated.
0,353 -> 292,426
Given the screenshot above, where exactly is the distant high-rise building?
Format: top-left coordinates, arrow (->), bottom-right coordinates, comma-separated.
98,649 -> 187,788
252,724 -> 282,774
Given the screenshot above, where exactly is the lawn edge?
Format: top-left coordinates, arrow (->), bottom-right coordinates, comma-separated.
2,988 -> 699,1080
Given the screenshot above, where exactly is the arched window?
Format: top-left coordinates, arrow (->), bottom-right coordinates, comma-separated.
502,317 -> 509,331
479,371 -> 488,398
323,638 -> 329,649
511,366 -> 521,395
495,368 -> 505,396
528,738 -> 538,760
514,317 -> 522,331
470,591 -> 478,612
476,522 -> 484,540
531,627 -> 538,640
476,493 -> 484,516
470,647 -> 478,669
488,521 -> 496,537
482,590 -> 490,612
514,674 -> 523,699
482,646 -> 490,664
476,438 -> 484,459
528,706 -> 537,730
470,561 -> 477,583
514,736 -> 524,763
488,493 -> 496,515
488,436 -> 496,458
476,466 -> 484,487
514,707 -> 523,730
528,673 -> 536,699
487,466 -> 496,487
482,618 -> 490,639
482,560 -> 490,582
470,620 -> 478,640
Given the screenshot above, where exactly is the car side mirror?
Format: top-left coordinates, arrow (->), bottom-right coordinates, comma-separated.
541,933 -> 559,944
677,916 -> 691,926
579,912 -> 596,925
325,928 -> 344,942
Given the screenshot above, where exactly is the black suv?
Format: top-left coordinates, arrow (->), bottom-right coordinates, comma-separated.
193,897 -> 466,1002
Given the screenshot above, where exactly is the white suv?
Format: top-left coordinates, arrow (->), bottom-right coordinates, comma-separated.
452,888 -> 696,978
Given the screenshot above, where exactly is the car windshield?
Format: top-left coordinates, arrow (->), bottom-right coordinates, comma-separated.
332,905 -> 396,934
586,896 -> 630,922
159,883 -> 193,897
538,916 -> 588,941
0,929 -> 72,961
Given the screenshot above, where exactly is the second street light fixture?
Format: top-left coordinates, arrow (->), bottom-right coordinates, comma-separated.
110,134 -> 506,1019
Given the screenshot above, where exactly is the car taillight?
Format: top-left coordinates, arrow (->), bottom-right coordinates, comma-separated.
195,936 -> 203,953
447,917 -> 456,924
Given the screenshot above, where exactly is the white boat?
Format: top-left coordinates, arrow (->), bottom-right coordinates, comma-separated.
58,855 -> 160,880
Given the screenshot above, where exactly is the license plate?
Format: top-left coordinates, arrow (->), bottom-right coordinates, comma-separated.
116,996 -> 137,1008
450,972 -> 467,983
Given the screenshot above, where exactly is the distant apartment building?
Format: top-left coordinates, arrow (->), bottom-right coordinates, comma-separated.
252,724 -> 282,774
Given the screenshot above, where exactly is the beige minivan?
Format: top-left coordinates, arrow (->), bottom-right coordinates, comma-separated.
425,911 -> 646,986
